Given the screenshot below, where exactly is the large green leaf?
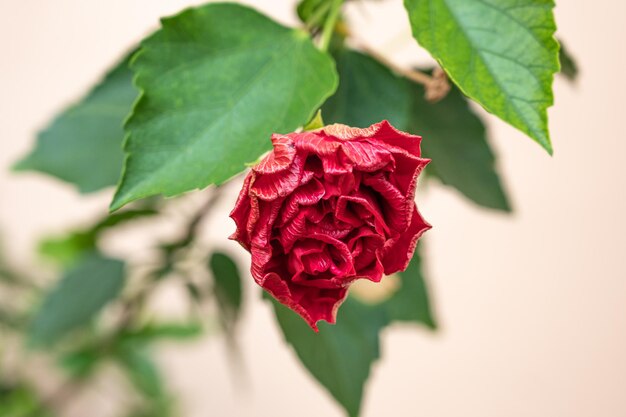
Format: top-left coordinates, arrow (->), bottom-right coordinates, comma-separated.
271,297 -> 386,417
323,49 -> 509,211
403,0 -> 560,153
14,54 -> 135,193
110,3 -> 338,210
29,253 -> 125,346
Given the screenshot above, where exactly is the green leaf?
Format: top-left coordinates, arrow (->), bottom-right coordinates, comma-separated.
29,253 -> 125,346
121,322 -> 203,343
116,346 -> 165,399
323,48 -> 410,129
38,233 -> 96,268
408,80 -> 511,211
297,0 -> 332,29
0,383 -> 55,417
114,343 -> 173,416
39,209 -> 157,267
558,39 -> 578,81
404,0 -> 560,153
303,110 -> 325,131
271,296 -> 386,417
14,53 -> 136,193
209,252 -> 243,329
59,346 -> 102,379
111,3 -> 338,210
323,49 -> 510,211
382,247 -> 436,328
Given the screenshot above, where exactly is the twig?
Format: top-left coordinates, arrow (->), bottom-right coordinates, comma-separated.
118,186 -> 225,329
318,0 -> 344,52
304,0 -> 332,31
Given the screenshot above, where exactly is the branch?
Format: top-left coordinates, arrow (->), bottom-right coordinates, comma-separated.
318,0 -> 344,52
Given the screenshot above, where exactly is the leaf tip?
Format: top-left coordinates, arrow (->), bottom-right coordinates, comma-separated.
11,155 -> 32,172
303,110 -> 325,131
109,191 -> 130,212
542,140 -> 554,156
532,129 -> 554,156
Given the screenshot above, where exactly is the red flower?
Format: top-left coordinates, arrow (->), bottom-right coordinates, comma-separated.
230,121 -> 431,330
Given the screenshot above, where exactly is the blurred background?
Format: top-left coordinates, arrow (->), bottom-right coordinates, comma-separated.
1,0 -> 625,416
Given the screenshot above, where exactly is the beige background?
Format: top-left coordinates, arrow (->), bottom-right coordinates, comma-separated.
1,0 -> 625,416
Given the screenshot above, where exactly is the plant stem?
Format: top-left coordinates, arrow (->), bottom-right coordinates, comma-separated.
305,1 -> 332,31
318,0 -> 343,52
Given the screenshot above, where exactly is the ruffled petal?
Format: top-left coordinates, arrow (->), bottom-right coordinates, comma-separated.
388,151 -> 430,199
347,228 -> 386,282
382,203 -> 431,274
253,134 -> 296,174
261,272 -> 348,331
278,178 -> 326,226
322,123 -> 381,140
341,140 -> 393,172
228,173 -> 254,249
336,192 -> 390,236
371,120 -> 423,156
363,172 -> 412,232
250,153 -> 306,201
293,131 -> 341,155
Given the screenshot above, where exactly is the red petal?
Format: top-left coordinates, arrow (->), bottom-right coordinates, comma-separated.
322,123 -> 382,140
389,152 -> 430,199
382,203 -> 431,274
253,134 -> 296,174
336,192 -> 390,236
371,120 -> 423,156
363,172 -> 411,232
293,131 -> 341,155
229,173 -> 254,249
341,140 -> 393,172
261,272 -> 348,331
250,153 -> 306,201
277,178 -> 326,226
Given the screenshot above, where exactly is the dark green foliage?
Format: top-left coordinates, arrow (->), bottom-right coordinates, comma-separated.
559,40 -> 579,81
14,53 -> 136,193
29,253 -> 126,346
382,248 -> 437,327
271,297 -> 386,417
209,252 -> 243,330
